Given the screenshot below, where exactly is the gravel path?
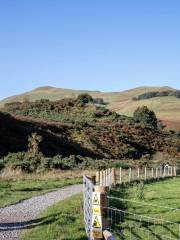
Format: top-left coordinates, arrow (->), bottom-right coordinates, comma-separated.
0,184 -> 83,240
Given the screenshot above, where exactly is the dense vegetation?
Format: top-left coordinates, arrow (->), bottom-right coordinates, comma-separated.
0,95 -> 179,172
133,90 -> 180,101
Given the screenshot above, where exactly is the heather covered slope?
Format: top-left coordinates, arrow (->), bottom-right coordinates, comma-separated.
0,98 -> 179,159
1,86 -> 179,130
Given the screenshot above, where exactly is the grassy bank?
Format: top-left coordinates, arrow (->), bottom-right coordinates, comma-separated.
0,169 -> 94,208
21,194 -> 86,240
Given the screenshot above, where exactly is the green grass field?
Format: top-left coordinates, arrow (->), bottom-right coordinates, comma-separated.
110,178 -> 180,240
21,194 -> 86,240
0,178 -> 81,208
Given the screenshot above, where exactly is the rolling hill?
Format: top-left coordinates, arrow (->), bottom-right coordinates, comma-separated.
1,86 -> 180,130
0,99 -> 180,160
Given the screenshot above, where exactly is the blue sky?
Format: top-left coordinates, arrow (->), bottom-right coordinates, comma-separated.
0,0 -> 180,99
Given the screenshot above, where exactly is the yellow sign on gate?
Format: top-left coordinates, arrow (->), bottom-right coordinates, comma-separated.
92,205 -> 101,216
92,192 -> 101,205
92,215 -> 102,228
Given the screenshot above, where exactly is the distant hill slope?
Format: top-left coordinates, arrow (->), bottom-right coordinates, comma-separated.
1,86 -> 180,130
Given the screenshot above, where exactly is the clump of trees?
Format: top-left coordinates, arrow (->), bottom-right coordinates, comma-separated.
133,90 -> 180,101
77,94 -> 106,105
77,93 -> 93,104
133,106 -> 158,128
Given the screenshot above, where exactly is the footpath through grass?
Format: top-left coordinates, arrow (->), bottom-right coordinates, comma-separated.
0,169 -> 96,208
0,178 -> 81,208
21,194 -> 86,240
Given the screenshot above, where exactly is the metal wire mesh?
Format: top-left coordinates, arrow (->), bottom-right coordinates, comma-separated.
108,207 -> 180,240
83,176 -> 95,240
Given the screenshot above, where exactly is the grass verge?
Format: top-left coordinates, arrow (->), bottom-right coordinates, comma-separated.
0,178 -> 81,208
0,168 -> 96,208
21,194 -> 86,240
110,177 -> 180,239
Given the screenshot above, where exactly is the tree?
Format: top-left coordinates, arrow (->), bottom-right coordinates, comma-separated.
77,93 -> 93,104
28,132 -> 42,156
133,106 -> 158,128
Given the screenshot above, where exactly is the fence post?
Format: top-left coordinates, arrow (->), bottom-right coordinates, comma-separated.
144,167 -> 147,180
96,171 -> 100,185
91,186 -> 109,240
105,169 -> 108,186
151,168 -> 154,178
155,168 -> 158,179
100,171 -> 103,186
174,166 -> 177,176
112,168 -> 116,186
137,168 -> 140,180
163,167 -> 166,177
129,168 -> 132,183
108,168 -> 111,187
119,167 -> 122,184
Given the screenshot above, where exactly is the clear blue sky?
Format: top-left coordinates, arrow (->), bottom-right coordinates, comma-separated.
0,0 -> 180,100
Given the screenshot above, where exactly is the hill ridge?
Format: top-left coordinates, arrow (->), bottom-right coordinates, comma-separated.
0,85 -> 179,130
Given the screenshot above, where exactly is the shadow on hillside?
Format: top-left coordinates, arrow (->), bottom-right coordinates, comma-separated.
0,111 -> 102,158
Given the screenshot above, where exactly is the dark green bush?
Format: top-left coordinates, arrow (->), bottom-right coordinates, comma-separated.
4,152 -> 41,172
77,93 -> 93,104
133,106 -> 158,128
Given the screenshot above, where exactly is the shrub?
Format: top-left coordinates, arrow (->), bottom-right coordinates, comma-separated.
77,93 -> 93,104
133,106 -> 158,128
28,133 -> 42,157
4,152 -> 42,172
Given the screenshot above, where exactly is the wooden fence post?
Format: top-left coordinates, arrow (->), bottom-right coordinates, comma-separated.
155,168 -> 158,179
129,168 -> 132,183
105,169 -> 109,186
91,186 -> 109,240
96,171 -> 100,185
144,167 -> 147,180
103,171 -> 106,186
119,167 -> 122,184
151,168 -> 154,178
171,167 -> 173,177
174,166 -> 177,176
100,171 -> 103,186
112,168 -> 116,186
108,168 -> 111,186
137,168 -> 140,180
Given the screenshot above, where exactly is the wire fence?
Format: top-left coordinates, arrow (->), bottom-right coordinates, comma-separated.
83,175 -> 94,240
83,166 -> 180,240
108,207 -> 180,240
107,195 -> 180,240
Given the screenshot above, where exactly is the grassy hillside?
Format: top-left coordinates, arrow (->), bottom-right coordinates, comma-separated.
1,86 -> 179,130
